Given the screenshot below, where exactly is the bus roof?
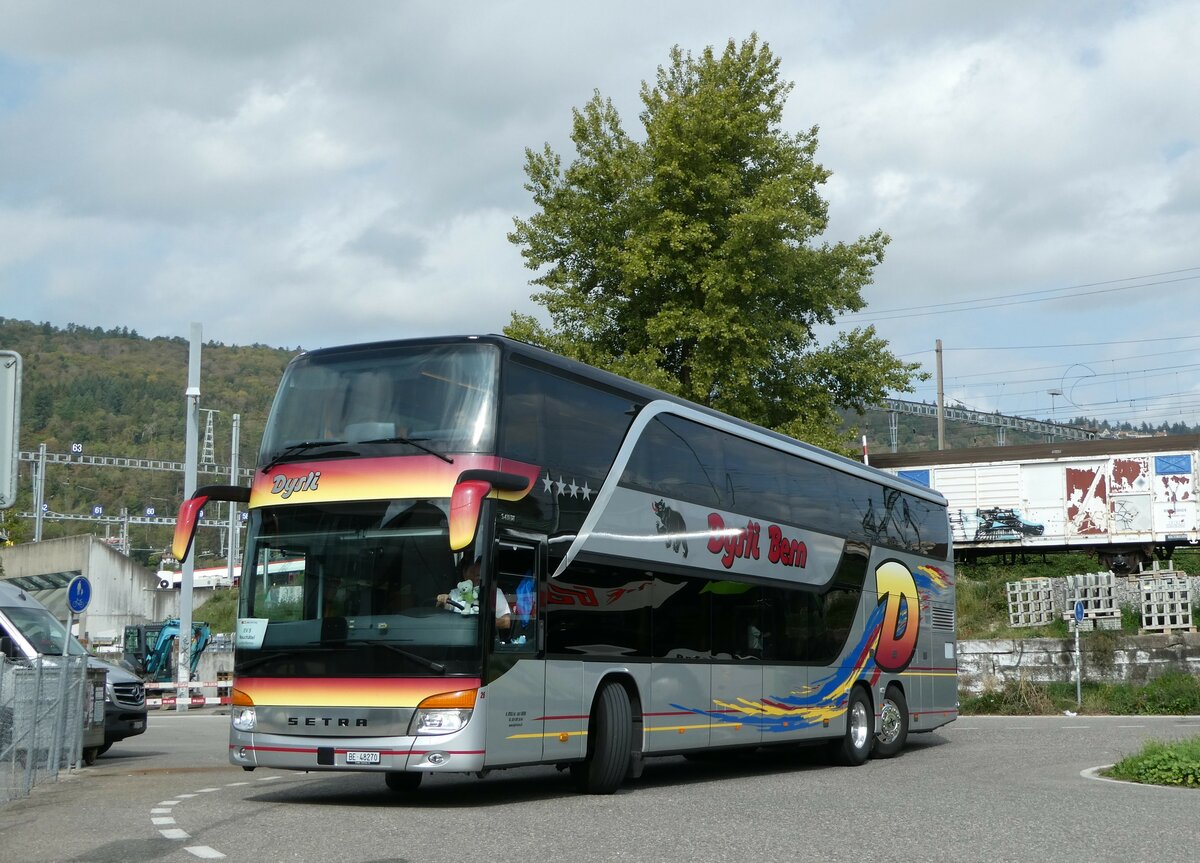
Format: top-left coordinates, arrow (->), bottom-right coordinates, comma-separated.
290,334 -> 946,507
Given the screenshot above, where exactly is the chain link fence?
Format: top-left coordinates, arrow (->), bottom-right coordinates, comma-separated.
1,654 -> 95,804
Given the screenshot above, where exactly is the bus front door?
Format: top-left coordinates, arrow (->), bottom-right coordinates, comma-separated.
482,541 -> 546,767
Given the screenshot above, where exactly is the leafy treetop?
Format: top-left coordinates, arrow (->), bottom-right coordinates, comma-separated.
506,34 -> 921,452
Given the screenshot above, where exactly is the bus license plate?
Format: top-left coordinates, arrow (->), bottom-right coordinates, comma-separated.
345,751 -> 381,765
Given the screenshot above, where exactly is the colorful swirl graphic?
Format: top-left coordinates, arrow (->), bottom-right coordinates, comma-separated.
672,560 -> 949,731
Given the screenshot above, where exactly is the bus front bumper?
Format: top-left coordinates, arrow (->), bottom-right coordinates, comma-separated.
228,727 -> 486,774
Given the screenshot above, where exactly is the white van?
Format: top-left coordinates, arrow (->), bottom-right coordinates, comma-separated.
0,580 -> 146,756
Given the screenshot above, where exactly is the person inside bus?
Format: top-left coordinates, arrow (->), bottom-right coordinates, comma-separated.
436,555 -> 511,630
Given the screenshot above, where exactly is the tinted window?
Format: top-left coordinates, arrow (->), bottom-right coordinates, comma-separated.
651,575 -> 711,659
710,581 -> 764,660
619,411 -> 949,558
500,361 -> 635,482
262,343 -> 499,459
623,415 -> 722,508
546,562 -> 653,658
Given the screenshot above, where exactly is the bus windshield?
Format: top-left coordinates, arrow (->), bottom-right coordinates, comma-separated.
237,500 -> 487,678
260,342 -> 499,463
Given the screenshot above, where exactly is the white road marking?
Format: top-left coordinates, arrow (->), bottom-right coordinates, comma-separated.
185,846 -> 226,859
151,817 -> 176,826
160,828 -> 190,840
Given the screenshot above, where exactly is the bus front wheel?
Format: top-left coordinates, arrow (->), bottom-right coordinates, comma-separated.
873,685 -> 909,759
830,686 -> 872,766
571,681 -> 632,794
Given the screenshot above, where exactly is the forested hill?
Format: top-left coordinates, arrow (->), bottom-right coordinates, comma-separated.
1,318 -> 294,459
0,318 -> 295,552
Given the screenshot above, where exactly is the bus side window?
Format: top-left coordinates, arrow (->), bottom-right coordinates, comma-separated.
496,544 -> 538,648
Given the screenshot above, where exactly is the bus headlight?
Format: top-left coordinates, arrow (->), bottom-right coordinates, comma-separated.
231,706 -> 257,732
408,688 -> 477,736
231,688 -> 256,732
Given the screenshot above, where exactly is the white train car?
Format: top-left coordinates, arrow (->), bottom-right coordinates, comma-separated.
872,435 -> 1200,571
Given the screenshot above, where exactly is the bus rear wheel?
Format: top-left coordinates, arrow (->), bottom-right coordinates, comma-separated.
571,681 -> 632,794
384,771 -> 423,793
873,685 -> 909,759
830,686 -> 872,766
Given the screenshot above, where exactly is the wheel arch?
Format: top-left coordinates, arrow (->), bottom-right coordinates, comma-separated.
588,671 -> 644,756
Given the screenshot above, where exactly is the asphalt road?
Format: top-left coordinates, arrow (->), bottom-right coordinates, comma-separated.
1,711 -> 1197,863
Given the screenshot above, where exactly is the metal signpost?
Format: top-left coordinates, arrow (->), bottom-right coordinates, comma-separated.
50,575 -> 91,772
0,350 -> 20,510
1073,599 -> 1084,706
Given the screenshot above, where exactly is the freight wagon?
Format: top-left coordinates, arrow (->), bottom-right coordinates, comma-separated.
871,435 -> 1200,571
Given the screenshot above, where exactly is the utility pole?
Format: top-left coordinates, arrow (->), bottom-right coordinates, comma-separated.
177,323 -> 201,714
226,413 -> 241,586
936,339 -> 946,451
33,443 -> 46,540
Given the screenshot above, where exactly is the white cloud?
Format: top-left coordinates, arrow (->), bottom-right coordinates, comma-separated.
1,1 -> 1198,425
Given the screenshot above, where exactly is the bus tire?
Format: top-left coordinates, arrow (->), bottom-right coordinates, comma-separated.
571,681 -> 632,794
874,685 -> 909,759
831,686 -> 872,766
384,771 -> 423,793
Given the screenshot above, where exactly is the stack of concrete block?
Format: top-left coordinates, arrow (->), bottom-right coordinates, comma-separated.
1139,572 -> 1194,633
1065,572 -> 1121,631
1006,577 -> 1056,627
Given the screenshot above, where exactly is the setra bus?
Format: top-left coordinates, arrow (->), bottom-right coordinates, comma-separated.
172,335 -> 956,794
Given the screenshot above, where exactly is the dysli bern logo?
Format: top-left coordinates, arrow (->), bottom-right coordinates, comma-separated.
271,470 -> 321,499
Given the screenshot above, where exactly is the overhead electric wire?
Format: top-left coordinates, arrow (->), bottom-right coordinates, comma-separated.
849,266 -> 1200,322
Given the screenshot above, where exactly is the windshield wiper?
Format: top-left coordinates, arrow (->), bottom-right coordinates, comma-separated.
356,436 -> 454,464
319,638 -> 446,674
261,440 -> 350,473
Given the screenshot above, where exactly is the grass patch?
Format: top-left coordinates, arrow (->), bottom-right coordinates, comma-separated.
195,588 -> 239,633
961,672 -> 1200,716
1107,735 -> 1200,788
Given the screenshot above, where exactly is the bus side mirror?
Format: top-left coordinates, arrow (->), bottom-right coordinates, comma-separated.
449,480 -> 492,551
448,470 -> 533,551
172,484 -> 250,561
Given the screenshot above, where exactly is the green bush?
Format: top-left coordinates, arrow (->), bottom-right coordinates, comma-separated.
962,672 -> 1200,716
196,588 -> 239,633
959,678 -> 1056,715
1108,736 -> 1200,788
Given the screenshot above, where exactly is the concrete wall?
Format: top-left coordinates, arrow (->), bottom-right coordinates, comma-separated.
0,536 -> 225,641
959,632 -> 1200,694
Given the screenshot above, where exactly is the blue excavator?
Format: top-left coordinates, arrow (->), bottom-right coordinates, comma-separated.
123,618 -> 212,682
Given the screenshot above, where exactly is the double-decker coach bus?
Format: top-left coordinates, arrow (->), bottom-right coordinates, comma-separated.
173,335 -> 956,795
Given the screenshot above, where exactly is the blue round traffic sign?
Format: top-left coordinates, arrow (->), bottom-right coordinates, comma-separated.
67,575 -> 92,614
1073,600 -> 1085,623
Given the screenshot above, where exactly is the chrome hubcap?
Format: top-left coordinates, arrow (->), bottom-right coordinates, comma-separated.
849,701 -> 869,750
879,699 -> 901,745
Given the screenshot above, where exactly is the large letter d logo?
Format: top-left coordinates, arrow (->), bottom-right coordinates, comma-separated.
875,560 -> 919,673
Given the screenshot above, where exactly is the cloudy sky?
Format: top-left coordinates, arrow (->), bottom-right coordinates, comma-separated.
2,1 -> 1198,435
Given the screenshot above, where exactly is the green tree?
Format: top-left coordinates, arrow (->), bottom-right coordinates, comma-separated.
507,35 -> 920,451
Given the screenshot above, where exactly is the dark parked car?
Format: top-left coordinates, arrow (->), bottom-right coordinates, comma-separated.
87,656 -> 147,754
